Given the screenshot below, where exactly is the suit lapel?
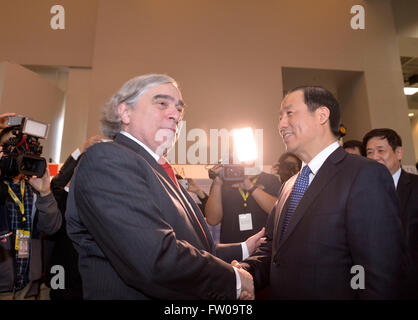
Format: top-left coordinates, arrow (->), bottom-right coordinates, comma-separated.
114,133 -> 212,251
277,147 -> 346,250
274,176 -> 296,247
115,133 -> 168,181
180,184 -> 215,250
153,169 -> 212,250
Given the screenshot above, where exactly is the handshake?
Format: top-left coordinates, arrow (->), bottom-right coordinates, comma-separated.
232,260 -> 255,300
231,226 -> 266,300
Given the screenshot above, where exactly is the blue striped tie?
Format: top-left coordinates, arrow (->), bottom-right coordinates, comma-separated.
280,165 -> 311,240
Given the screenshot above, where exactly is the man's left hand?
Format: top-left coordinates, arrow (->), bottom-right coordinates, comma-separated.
245,227 -> 266,255
0,112 -> 17,130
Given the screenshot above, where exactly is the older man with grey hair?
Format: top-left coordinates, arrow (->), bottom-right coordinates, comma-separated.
66,74 -> 257,300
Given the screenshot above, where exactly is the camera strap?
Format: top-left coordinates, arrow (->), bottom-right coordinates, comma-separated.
3,180 -> 26,221
238,177 -> 259,208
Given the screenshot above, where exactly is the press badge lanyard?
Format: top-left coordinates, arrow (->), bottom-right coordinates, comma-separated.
238,177 -> 259,208
4,180 -> 27,222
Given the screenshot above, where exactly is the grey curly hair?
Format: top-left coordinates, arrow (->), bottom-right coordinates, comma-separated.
100,74 -> 178,139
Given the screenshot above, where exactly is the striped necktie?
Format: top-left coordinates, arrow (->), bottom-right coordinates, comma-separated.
280,165 -> 311,240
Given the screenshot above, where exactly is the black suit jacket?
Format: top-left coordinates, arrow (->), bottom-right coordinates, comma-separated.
397,169 -> 418,296
242,147 -> 405,299
46,155 -> 83,299
66,133 -> 242,299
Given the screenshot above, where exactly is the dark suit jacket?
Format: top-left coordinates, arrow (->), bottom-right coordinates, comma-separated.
66,133 -> 242,300
397,169 -> 418,297
45,155 -> 83,299
242,147 -> 405,299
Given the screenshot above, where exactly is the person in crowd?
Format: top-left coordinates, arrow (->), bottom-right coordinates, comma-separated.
66,74 -> 261,299
0,126 -> 61,300
343,139 -> 365,156
271,152 -> 302,183
45,135 -> 102,300
237,86 -> 405,299
205,164 -> 280,244
363,128 -> 418,298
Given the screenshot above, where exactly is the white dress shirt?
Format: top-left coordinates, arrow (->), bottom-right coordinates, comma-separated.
392,168 -> 401,189
120,131 -> 160,161
302,141 -> 340,185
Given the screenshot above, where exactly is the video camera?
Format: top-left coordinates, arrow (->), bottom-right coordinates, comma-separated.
208,127 -> 259,182
0,116 -> 49,178
208,164 -> 245,182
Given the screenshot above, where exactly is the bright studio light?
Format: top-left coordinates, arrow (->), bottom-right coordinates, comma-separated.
232,127 -> 258,162
404,87 -> 418,95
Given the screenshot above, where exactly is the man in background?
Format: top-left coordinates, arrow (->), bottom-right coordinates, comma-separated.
364,128 -> 418,298
343,139 -> 365,156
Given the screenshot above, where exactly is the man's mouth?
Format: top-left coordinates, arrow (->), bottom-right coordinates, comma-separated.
164,127 -> 177,133
281,131 -> 294,140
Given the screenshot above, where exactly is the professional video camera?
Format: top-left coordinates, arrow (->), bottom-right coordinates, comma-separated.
208,164 -> 245,182
208,127 -> 259,182
0,116 -> 49,178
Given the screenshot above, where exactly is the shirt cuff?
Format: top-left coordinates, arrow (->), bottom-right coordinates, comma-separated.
241,242 -> 249,260
233,266 -> 241,299
71,148 -> 82,160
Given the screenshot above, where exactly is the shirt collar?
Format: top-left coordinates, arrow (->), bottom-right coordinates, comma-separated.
303,141 -> 340,176
392,167 -> 402,189
120,131 -> 160,162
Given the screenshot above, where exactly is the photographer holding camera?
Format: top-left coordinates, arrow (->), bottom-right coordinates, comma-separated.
0,118 -> 61,300
205,164 -> 281,245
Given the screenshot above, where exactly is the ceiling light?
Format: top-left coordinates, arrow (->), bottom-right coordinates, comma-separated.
404,87 -> 418,95
408,112 -> 415,117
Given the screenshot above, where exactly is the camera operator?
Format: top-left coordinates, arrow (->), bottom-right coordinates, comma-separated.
205,164 -> 281,244
0,126 -> 61,300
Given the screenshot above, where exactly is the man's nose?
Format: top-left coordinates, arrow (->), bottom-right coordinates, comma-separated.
278,115 -> 287,131
167,105 -> 181,122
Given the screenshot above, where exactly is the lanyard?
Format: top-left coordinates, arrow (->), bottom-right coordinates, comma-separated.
4,180 -> 26,221
238,177 -> 259,208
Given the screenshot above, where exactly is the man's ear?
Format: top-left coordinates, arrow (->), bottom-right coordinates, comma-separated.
317,106 -> 330,125
118,103 -> 131,125
395,146 -> 403,162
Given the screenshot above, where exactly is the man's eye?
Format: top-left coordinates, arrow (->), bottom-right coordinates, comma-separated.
155,100 -> 168,107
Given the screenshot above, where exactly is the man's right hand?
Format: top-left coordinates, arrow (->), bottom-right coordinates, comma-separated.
236,265 -> 254,300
